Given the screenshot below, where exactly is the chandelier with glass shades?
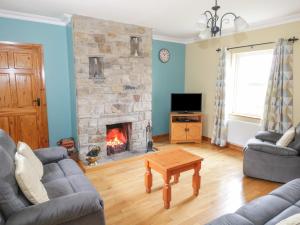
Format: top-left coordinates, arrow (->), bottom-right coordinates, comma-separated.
198,0 -> 249,39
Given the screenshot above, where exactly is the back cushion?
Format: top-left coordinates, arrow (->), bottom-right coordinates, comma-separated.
0,130 -> 31,219
0,130 -> 17,159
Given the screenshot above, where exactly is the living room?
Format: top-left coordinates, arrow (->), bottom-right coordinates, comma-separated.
0,0 -> 300,225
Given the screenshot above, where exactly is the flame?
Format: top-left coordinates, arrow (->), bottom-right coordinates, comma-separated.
106,128 -> 127,147
107,136 -> 124,147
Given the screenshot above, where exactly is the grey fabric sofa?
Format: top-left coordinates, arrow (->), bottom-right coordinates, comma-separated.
0,129 -> 105,225
243,125 -> 300,183
207,178 -> 300,225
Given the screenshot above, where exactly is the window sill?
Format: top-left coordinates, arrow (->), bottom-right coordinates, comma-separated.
230,113 -> 262,122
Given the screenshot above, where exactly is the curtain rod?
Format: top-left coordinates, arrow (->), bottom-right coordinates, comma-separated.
216,36 -> 299,52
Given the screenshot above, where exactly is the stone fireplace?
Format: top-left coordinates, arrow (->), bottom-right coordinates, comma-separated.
72,15 -> 152,160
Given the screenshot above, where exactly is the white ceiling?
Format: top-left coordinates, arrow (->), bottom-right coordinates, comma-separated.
1,0 -> 300,42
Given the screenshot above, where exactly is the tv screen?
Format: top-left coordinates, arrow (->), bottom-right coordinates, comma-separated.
171,93 -> 202,112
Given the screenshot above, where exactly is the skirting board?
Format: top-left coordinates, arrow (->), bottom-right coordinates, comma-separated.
153,134 -> 244,151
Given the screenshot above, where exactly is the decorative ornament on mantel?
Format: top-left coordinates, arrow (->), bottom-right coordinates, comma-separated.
197,0 -> 249,39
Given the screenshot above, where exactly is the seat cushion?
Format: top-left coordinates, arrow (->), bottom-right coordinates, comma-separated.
67,175 -> 96,193
42,159 -> 83,183
265,206 -> 300,225
58,159 -> 83,176
270,179 -> 300,203
42,163 -> 65,183
236,195 -> 292,225
41,159 -> 101,205
43,178 -> 74,199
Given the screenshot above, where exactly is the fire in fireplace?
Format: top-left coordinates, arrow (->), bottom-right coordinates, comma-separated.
106,123 -> 132,155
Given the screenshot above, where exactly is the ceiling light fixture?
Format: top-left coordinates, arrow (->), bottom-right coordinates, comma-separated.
198,0 -> 249,39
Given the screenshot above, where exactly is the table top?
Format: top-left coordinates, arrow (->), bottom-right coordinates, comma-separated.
145,148 -> 203,171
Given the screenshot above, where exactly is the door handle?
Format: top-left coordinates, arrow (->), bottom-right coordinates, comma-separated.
33,98 -> 41,106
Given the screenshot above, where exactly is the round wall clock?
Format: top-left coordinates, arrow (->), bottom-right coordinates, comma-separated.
159,48 -> 170,63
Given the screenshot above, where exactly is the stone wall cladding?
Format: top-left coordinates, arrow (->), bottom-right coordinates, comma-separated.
72,15 -> 152,158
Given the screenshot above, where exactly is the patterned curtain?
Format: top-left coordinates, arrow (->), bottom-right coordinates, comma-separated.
262,39 -> 293,133
211,48 -> 228,147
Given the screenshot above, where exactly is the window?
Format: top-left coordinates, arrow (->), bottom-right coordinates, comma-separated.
229,49 -> 273,118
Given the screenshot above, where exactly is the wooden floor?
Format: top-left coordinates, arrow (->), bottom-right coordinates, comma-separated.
86,141 -> 281,225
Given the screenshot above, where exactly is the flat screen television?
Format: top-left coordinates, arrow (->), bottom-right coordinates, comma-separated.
171,93 -> 202,113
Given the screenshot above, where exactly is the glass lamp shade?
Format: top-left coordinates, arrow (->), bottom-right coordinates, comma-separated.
197,14 -> 208,31
234,17 -> 249,32
198,28 -> 211,39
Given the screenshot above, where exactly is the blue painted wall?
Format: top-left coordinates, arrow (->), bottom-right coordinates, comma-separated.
152,40 -> 185,135
0,17 -> 72,146
66,22 -> 78,144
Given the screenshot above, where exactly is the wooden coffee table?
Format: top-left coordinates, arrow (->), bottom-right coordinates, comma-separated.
144,148 -> 203,209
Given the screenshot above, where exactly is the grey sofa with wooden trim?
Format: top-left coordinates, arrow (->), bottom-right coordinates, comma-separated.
0,129 -> 105,225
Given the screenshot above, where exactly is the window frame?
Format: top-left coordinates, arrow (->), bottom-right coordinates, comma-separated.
229,49 -> 274,119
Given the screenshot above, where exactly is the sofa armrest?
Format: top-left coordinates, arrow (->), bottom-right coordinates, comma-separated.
247,139 -> 298,156
6,192 -> 105,225
34,146 -> 68,164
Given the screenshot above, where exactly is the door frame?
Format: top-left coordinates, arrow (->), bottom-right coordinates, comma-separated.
0,41 -> 49,147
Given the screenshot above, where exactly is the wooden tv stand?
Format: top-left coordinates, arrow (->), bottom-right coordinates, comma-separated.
169,112 -> 203,144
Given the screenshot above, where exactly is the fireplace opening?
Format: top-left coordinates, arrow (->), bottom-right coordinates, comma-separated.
106,122 -> 132,155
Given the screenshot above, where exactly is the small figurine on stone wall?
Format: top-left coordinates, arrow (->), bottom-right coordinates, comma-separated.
89,57 -> 104,79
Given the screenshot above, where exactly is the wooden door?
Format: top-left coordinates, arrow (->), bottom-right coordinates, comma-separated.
171,123 -> 187,142
0,43 -> 49,149
186,123 -> 202,142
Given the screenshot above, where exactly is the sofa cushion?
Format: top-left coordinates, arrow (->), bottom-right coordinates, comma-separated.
0,212 -> 4,225
0,130 -> 31,219
42,163 -> 65,183
270,179 -> 300,203
58,159 -> 83,176
0,129 -> 17,159
67,175 -> 96,193
256,131 -> 283,143
236,195 -> 292,225
43,178 -> 74,199
15,153 -> 49,204
277,214 -> 300,225
265,206 -> 300,225
42,159 -> 83,183
17,142 -> 43,179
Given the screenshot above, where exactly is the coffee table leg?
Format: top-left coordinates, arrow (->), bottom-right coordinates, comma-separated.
174,173 -> 180,183
163,174 -> 171,209
193,162 -> 201,196
145,160 -> 152,193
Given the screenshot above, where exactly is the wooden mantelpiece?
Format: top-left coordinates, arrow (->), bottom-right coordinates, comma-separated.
169,112 -> 204,144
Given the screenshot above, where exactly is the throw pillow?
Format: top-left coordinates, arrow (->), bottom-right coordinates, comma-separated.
276,213 -> 300,225
17,142 -> 43,179
276,127 -> 296,147
288,123 -> 300,151
15,153 -> 49,204
255,131 -> 283,143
